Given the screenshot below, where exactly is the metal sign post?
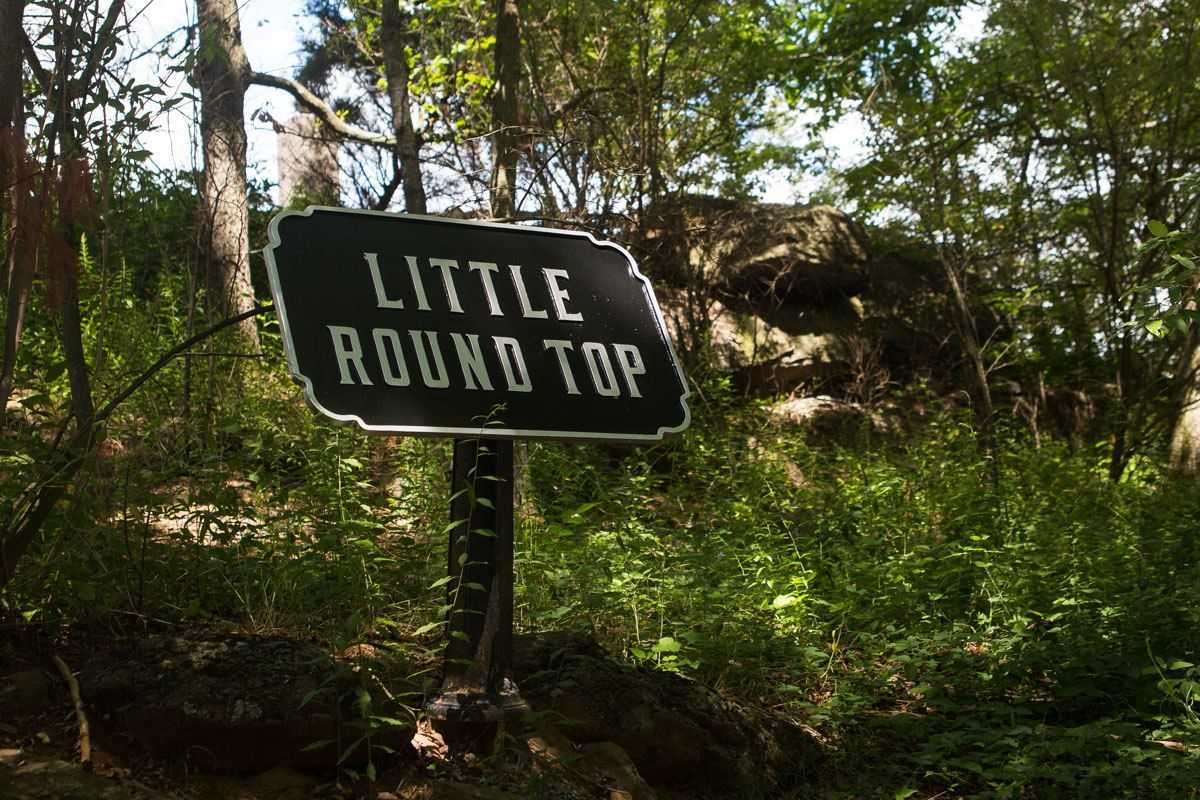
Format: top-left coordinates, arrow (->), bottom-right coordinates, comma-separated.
264,206 -> 690,736
425,437 -> 529,725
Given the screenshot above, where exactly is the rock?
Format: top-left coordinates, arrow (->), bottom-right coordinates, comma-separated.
656,286 -> 870,396
644,201 -> 1014,398
769,396 -> 894,438
512,633 -> 821,796
80,633 -> 412,771
575,742 -> 656,800
0,668 -> 51,716
657,289 -> 862,374
249,767 -> 318,800
526,722 -> 575,761
526,726 -> 655,799
642,195 -> 871,304
431,781 -> 520,800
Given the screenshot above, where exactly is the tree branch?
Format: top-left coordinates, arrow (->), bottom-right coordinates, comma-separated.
20,30 -> 50,94
1,304 -> 273,588
538,86 -> 615,129
79,0 -> 126,96
247,72 -> 395,149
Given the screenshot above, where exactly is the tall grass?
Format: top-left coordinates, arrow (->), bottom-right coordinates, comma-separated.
5,295 -> 1199,795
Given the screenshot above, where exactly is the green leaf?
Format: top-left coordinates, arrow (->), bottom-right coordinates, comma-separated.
652,636 -> 681,653
1171,253 -> 1197,271
370,716 -> 410,727
1148,219 -> 1170,238
300,737 -> 336,751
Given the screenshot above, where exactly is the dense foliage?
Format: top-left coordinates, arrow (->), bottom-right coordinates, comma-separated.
7,300 -> 1200,794
4,0 -> 1200,797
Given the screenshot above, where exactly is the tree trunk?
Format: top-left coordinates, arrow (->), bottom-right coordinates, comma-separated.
0,0 -> 22,127
0,0 -> 29,415
379,0 -> 426,215
1170,330 -> 1200,472
940,251 -> 994,434
490,0 -> 520,220
58,276 -> 94,440
195,0 -> 258,344
1108,336 -> 1134,481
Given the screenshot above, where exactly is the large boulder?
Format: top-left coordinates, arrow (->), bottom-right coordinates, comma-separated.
645,203 -> 1012,397
512,632 -> 822,797
657,289 -> 861,367
641,195 -> 871,304
656,287 -> 866,394
80,633 -> 413,771
75,630 -> 820,796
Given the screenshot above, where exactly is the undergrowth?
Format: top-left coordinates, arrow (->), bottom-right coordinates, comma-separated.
3,290 -> 1199,796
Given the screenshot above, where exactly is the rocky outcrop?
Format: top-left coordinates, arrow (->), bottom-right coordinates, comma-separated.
644,197 -> 1009,399
512,632 -> 821,797
642,195 -> 871,305
80,633 -> 412,770
656,288 -> 861,370
75,631 -> 819,796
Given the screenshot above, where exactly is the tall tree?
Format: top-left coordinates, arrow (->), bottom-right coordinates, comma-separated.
0,0 -> 23,144
834,0 -> 1200,477
1171,337 -> 1200,471
0,0 -> 28,414
1136,211 -> 1200,471
490,0 -> 519,219
195,0 -> 258,344
379,0 -> 426,214
2,0 -> 125,587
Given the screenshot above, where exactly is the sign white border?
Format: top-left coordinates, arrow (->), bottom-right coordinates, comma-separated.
264,205 -> 691,442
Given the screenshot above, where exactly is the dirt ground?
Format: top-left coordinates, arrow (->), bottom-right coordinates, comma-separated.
0,627 -> 820,800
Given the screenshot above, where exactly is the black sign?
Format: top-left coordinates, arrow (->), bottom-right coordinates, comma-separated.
264,207 -> 690,442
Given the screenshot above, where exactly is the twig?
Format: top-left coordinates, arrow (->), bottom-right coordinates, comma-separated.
51,654 -> 91,766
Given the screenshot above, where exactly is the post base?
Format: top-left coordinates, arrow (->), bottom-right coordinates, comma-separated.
423,677 -> 530,723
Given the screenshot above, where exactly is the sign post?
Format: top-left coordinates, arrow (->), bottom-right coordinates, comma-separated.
265,207 -> 689,730
425,437 -> 527,724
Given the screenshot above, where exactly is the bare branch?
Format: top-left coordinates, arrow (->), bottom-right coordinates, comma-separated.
20,30 -> 50,93
247,72 -> 395,149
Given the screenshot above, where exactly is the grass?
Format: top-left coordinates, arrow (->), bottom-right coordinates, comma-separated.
4,317 -> 1200,796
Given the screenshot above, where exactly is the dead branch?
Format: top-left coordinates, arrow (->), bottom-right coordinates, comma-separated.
51,654 -> 91,766
247,72 -> 395,149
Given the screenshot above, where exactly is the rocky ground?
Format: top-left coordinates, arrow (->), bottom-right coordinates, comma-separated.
0,630 -> 822,800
